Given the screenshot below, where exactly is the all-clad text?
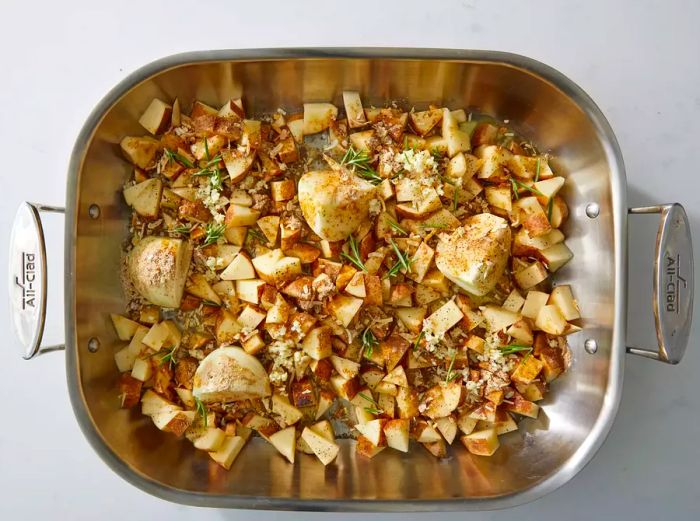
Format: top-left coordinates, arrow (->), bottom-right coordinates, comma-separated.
15,252 -> 36,310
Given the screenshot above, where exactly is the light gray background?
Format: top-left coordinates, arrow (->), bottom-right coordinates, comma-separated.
1,0 -> 698,519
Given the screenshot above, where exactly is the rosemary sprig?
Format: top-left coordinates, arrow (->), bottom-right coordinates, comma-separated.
164,148 -> 194,168
340,235 -> 366,271
413,330 -> 425,351
510,178 -> 545,198
358,392 -> 383,416
385,216 -> 407,236
419,223 -> 448,230
547,197 -> 554,222
389,239 -> 411,271
453,185 -> 460,211
193,396 -> 208,427
534,158 -> 541,183
341,147 -> 382,185
361,327 -> 378,359
431,148 -> 444,161
246,227 -> 268,244
355,169 -> 383,185
499,345 -> 533,356
192,155 -> 224,190
445,350 -> 459,383
202,222 -> 226,247
172,224 -> 192,234
159,346 -> 178,368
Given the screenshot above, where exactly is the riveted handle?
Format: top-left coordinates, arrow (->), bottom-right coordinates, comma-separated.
8,202 -> 65,360
627,204 -> 693,364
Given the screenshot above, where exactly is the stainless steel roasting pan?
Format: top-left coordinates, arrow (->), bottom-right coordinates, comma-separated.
8,48 -> 694,511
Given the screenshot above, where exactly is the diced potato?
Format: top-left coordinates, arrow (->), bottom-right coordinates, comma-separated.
139,98 -> 172,135
461,427 -> 499,456
349,129 -> 375,153
225,204 -> 260,228
316,390 -> 334,420
209,435 -> 246,470
272,393 -> 303,426
435,416 -> 458,445
395,307 -> 427,334
235,279 -> 266,304
301,426 -> 340,465
221,252 -> 256,281
237,305 -> 266,330
270,179 -> 296,202
457,411 -> 478,435
513,196 -> 552,237
534,177 -> 565,200
396,387 -> 419,419
303,103 -> 338,134
356,436 -> 386,459
505,393 -> 540,418
383,419 -> 410,452
502,289 -> 525,313
344,271 -> 366,297
120,136 -> 160,169
475,145 -> 512,180
123,178 -> 162,218
328,294 -> 364,327
342,91 -> 367,128
511,354 -> 544,384
302,326 -> 333,360
465,334 -> 485,354
541,242 -> 574,272
507,318 -> 533,345
521,291 -> 549,319
485,185 -> 512,213
194,428 -> 226,452
514,261 -> 548,290
151,409 -> 195,436
409,108 -> 443,136
535,305 -> 567,335
355,418 -> 386,446
330,355 -> 360,380
441,108 -> 470,157
186,274 -> 221,305
550,285 -> 580,320
222,149 -> 255,183
421,381 -> 462,419
416,422 -> 442,443
130,357 -> 153,382
424,299 -> 464,335
422,439 -> 448,458
269,426 -> 297,464
480,305 -> 520,332
110,314 -> 140,341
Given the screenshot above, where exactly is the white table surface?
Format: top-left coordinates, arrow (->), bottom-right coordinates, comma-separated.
1,0 -> 698,519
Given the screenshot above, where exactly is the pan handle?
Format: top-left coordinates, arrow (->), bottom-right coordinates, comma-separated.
8,202 -> 66,360
627,204 -> 693,364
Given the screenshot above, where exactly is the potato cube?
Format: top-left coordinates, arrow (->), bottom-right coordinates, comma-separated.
461,427 -> 499,456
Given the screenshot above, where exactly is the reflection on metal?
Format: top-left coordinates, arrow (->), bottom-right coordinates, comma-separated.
627,204 -> 693,364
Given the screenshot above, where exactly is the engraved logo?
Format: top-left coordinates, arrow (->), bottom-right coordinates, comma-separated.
665,252 -> 686,313
15,252 -> 36,310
